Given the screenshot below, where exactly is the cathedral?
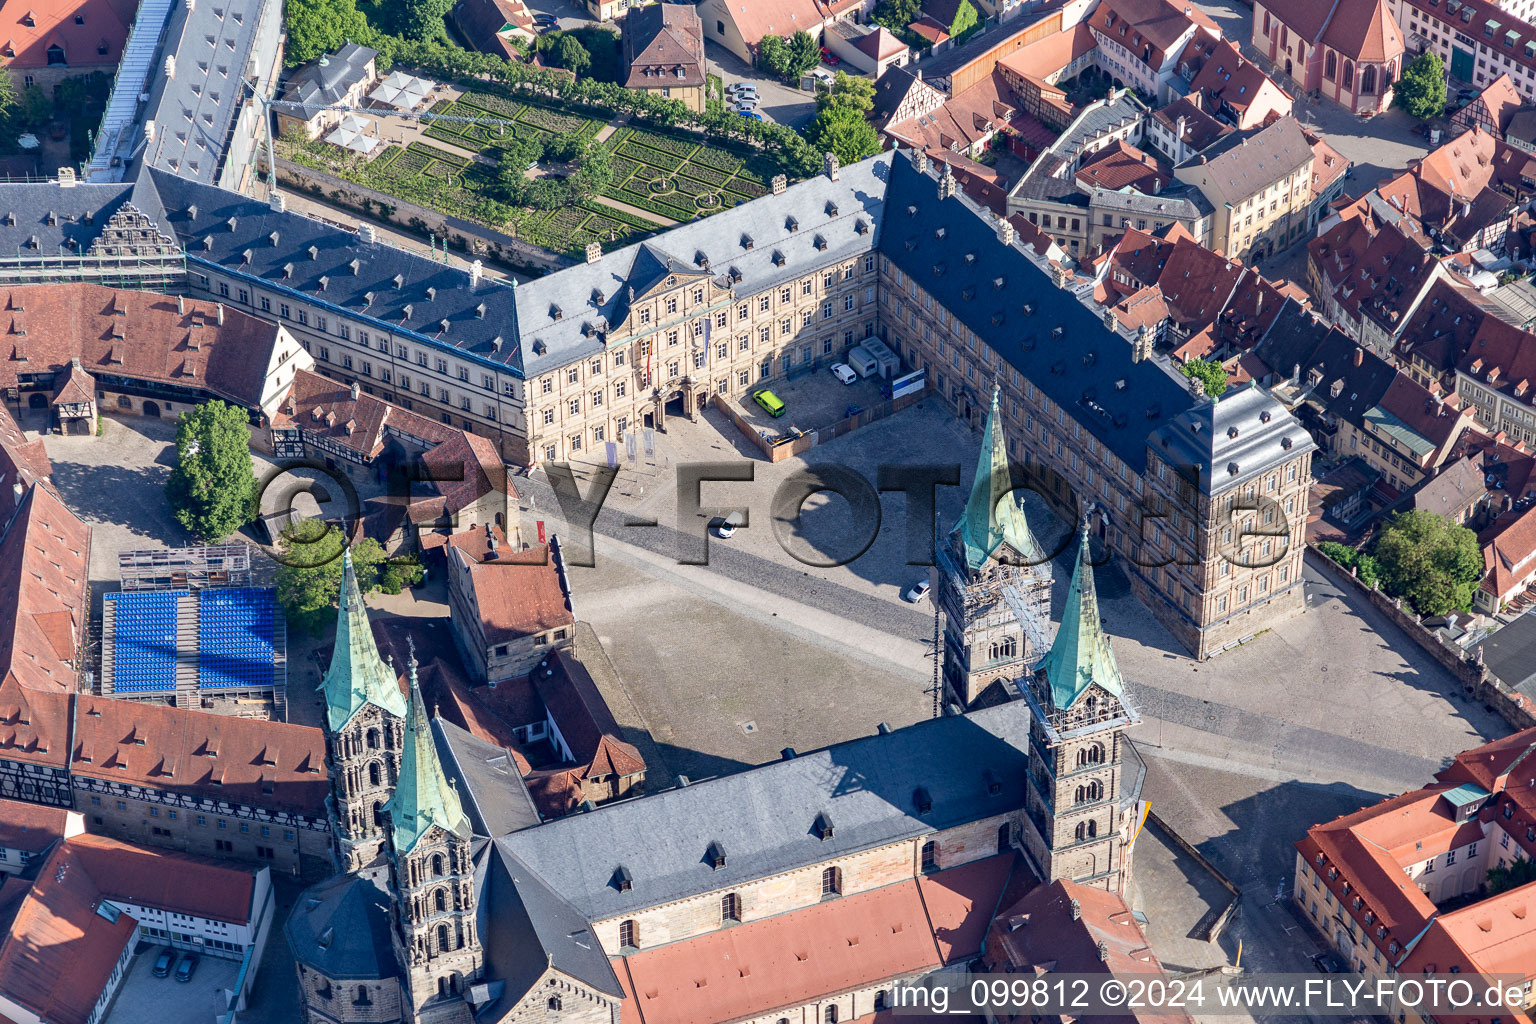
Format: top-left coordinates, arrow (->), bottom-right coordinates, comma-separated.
287,394 -> 1144,1024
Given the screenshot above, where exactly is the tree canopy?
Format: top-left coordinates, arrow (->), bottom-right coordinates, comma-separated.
274,523 -> 423,634
948,0 -> 980,42
165,400 -> 257,543
282,0 -> 380,64
549,34 -> 592,77
1395,51 -> 1446,120
758,31 -> 822,82
816,71 -> 875,115
1178,358 -> 1229,398
1370,509 -> 1482,616
1486,857 -> 1536,896
807,104 -> 882,166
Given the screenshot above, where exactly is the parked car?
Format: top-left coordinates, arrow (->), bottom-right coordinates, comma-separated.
903,579 -> 932,603
152,949 -> 175,978
820,46 -> 839,65
732,99 -> 757,112
753,389 -> 786,416
1312,952 -> 1345,974
710,512 -> 744,539
727,83 -> 758,97
739,111 -> 764,121
174,953 -> 200,983
831,362 -> 857,385
533,12 -> 558,24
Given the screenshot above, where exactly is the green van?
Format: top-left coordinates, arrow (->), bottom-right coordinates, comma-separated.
753,390 -> 786,417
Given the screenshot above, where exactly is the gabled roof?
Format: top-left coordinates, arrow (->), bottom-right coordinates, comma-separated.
67,832 -> 257,923
500,699 -> 1032,921
279,42 -> 378,121
0,482 -> 89,695
0,801 -> 76,855
452,543 -> 573,646
623,3 -> 705,89
320,549 -> 408,732
0,0 -> 136,70
1177,116 -> 1314,206
1459,73 -> 1522,135
431,717 -> 542,837
1320,0 -> 1402,63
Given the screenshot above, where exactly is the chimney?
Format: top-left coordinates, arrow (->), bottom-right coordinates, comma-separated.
1353,346 -> 1364,367
825,152 -> 840,181
56,167 -> 76,187
1292,362 -> 1301,383
350,381 -> 360,400
215,303 -> 224,326
357,223 -> 377,244
144,120 -> 157,144
1069,898 -> 1081,921
164,55 -> 175,78
998,215 -> 1015,247
176,295 -> 185,315
938,160 -> 956,200
584,242 -> 602,265
771,174 -> 787,195
269,190 -> 286,213
1050,263 -> 1066,289
914,147 -> 929,175
1176,114 -> 1187,140
12,481 -> 22,504
469,259 -> 483,289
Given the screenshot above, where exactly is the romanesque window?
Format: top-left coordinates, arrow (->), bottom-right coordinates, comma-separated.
826,1007 -> 839,1023
366,728 -> 380,749
988,637 -> 1018,662
1075,781 -> 1103,805
1075,820 -> 1098,841
438,924 -> 451,951
435,889 -> 447,912
998,823 -> 1011,853
431,854 -> 445,877
368,762 -> 381,786
1077,744 -> 1105,767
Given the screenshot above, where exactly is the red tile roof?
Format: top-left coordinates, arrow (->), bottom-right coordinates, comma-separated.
0,799 -> 74,854
1458,73 -> 1522,136
0,0 -> 137,71
1090,0 -> 1214,70
70,695 -> 329,816
615,855 -> 1016,1024
0,402 -> 50,524
67,832 -> 257,923
532,648 -> 645,781
1074,140 -> 1172,194
0,284 -> 289,411
0,836 -> 134,1024
0,482 -> 89,696
453,544 -> 572,646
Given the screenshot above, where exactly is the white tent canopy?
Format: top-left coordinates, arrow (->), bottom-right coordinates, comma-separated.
325,125 -> 381,154
369,72 -> 434,110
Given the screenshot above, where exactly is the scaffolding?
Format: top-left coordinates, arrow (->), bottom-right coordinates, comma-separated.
119,544 -> 254,591
0,252 -> 185,290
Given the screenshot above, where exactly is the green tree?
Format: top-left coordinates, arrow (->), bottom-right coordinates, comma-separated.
816,70 -> 875,114
1316,540 -> 1382,587
1486,857 -> 1536,896
1395,51 -> 1446,120
0,69 -> 17,123
165,400 -> 257,543
759,30 -> 821,82
399,0 -> 455,42
871,0 -> 922,32
283,0 -> 376,65
274,524 -> 422,633
549,33 -> 592,77
807,105 -> 882,165
1370,509 -> 1482,616
1179,358 -> 1228,398
948,0 -> 980,42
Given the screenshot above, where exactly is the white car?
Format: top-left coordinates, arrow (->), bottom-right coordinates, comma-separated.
902,579 -> 932,603
831,362 -> 857,385
710,512 -> 744,539
727,82 -> 758,96
732,99 -> 758,112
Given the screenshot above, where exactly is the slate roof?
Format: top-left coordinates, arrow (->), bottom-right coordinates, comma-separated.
0,181 -> 148,254
476,841 -> 622,1011
1179,116 -> 1313,206
135,0 -> 266,182
499,699 -> 1032,921
145,169 -> 530,375
1147,382 -> 1315,492
431,717 -> 542,837
285,872 -> 400,981
882,154 -> 1194,472
279,43 -> 378,122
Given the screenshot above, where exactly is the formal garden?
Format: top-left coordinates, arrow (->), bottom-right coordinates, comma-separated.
277,78 -> 798,257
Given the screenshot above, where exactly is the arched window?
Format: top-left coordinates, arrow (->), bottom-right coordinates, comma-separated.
368,761 -> 381,786
1343,61 -> 1354,89
998,822 -> 1011,853
1077,744 -> 1105,767
354,985 -> 371,1006
921,840 -> 938,872
1325,50 -> 1336,81
721,892 -> 742,922
1075,781 -> 1102,805
821,867 -> 842,896
435,889 -> 447,912
825,1006 -> 840,1024
366,728 -> 380,749
619,920 -> 638,948
988,636 -> 1018,661
431,853 -> 445,877
438,924 -> 451,951
372,801 -> 384,825
1360,65 -> 1376,95
1075,820 -> 1098,841
549,996 -> 563,1011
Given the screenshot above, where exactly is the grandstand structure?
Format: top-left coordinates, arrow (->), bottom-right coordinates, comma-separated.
118,545 -> 254,592
101,584 -> 287,715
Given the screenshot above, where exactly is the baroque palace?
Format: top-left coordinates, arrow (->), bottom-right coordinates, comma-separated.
0,152 -> 1312,659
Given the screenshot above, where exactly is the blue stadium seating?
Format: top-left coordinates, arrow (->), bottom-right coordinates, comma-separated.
197,588 -> 276,690
105,591 -> 187,693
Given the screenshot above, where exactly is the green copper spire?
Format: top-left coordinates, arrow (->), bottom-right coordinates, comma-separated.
387,649 -> 470,855
955,385 -> 1043,572
320,549 -> 408,732
1037,523 -> 1125,711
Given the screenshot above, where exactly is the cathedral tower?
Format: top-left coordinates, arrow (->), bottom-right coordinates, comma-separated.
1019,524 -> 1140,894
937,385 -> 1052,708
387,651 -> 482,1023
322,549 -> 408,875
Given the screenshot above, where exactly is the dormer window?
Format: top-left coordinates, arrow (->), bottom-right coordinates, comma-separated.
813,812 -> 834,840
913,787 -> 932,814
612,865 -> 632,892
706,841 -> 726,869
